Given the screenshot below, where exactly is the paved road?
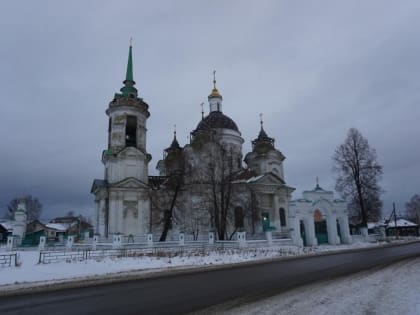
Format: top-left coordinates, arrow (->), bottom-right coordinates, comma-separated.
1,242 -> 420,315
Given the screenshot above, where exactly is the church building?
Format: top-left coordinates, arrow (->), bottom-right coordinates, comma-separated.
91,45 -> 351,245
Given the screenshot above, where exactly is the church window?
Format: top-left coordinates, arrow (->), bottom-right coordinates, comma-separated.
108,118 -> 112,148
234,206 -> 244,228
125,115 -> 137,147
279,207 -> 286,226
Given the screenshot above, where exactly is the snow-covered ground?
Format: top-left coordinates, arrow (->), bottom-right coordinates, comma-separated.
210,256 -> 420,315
0,240 -> 414,292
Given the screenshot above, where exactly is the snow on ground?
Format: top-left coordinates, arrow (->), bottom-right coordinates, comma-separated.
211,256 -> 420,315
0,240 -> 413,290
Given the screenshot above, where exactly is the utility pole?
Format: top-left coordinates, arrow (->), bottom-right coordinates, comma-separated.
393,202 -> 398,240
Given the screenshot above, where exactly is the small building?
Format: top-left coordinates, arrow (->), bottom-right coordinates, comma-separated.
49,216 -> 94,239
289,182 -> 352,246
23,220 -> 47,245
45,223 -> 67,241
386,218 -> 419,237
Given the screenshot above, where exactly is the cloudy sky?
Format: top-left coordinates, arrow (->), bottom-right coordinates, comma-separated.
1,1 -> 419,220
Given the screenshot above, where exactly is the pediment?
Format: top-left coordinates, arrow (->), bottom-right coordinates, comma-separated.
251,172 -> 285,185
112,177 -> 149,189
117,147 -> 147,159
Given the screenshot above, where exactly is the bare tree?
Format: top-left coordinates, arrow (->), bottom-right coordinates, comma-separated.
5,195 -> 42,221
333,128 -> 383,227
405,194 -> 420,224
150,173 -> 184,242
190,141 -> 239,240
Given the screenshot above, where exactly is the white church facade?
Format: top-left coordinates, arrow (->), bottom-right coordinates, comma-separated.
91,45 -> 352,246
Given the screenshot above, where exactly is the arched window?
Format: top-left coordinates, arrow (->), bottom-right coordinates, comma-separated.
234,206 -> 244,228
125,116 -> 137,147
314,209 -> 323,222
279,208 -> 286,227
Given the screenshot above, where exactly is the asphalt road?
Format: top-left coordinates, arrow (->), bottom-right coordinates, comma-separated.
1,242 -> 420,315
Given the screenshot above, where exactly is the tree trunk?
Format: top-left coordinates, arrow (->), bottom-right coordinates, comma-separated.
159,184 -> 180,242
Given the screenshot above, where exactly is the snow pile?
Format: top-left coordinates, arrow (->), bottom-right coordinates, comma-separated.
215,257 -> 420,315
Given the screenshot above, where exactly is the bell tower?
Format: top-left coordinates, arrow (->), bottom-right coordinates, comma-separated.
91,42 -> 151,238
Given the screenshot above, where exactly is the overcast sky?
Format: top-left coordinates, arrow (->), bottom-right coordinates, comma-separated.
1,1 -> 419,220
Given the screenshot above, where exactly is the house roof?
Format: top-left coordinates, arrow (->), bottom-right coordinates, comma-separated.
46,223 -> 68,232
0,221 -> 13,231
387,218 -> 418,228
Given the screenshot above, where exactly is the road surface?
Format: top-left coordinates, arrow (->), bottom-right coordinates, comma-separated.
1,241 -> 420,315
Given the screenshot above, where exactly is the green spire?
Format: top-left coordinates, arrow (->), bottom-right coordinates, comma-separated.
126,43 -> 133,82
120,39 -> 138,98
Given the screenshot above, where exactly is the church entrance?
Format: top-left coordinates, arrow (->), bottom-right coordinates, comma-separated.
262,212 -> 271,232
314,209 -> 328,244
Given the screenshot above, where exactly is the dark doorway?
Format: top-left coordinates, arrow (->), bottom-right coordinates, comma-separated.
314,209 -> 328,244
279,208 -> 286,227
300,220 -> 307,246
262,212 -> 270,232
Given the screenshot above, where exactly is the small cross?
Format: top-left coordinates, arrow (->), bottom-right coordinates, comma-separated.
259,113 -> 263,127
130,37 -> 133,46
213,70 -> 216,88
316,176 -> 319,186
200,102 -> 204,118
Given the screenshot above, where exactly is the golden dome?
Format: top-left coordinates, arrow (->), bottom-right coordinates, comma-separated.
208,70 -> 222,98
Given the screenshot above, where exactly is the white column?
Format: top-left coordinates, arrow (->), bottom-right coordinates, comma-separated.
98,199 -> 106,236
117,199 -> 124,235
305,216 -> 317,246
327,215 -> 338,245
339,216 -> 352,244
289,215 -> 303,246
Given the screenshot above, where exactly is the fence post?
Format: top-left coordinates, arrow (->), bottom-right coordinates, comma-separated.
66,235 -> 74,250
39,236 -> 46,251
179,233 -> 185,246
92,235 -> 99,250
265,231 -> 273,246
113,234 -> 122,249
147,234 -> 154,247
237,231 -> 247,248
6,236 -> 14,251
208,231 -> 215,245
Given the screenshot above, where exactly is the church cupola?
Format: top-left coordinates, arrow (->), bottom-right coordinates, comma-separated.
208,70 -> 223,112
157,127 -> 184,176
252,114 -> 275,154
244,114 -> 285,179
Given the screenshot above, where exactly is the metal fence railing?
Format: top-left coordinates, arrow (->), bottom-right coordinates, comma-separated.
0,253 -> 18,267
37,238 -> 294,264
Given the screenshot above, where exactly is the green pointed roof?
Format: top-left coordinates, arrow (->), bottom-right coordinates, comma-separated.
120,44 -> 138,98
125,45 -> 133,82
